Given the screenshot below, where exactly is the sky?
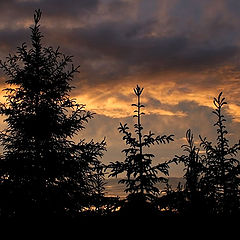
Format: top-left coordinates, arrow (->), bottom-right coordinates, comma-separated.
0,0 -> 240,177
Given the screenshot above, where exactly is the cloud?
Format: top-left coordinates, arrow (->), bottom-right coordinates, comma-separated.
1,0 -> 240,86
79,97 -> 236,177
52,20 -> 239,84
0,0 -> 99,23
1,0 -> 240,177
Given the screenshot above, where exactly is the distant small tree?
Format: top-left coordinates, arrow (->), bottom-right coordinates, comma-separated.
200,92 -> 240,215
108,85 -> 174,209
0,9 -> 106,218
156,182 -> 185,215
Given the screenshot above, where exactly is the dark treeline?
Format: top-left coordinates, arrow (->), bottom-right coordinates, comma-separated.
0,10 -> 240,218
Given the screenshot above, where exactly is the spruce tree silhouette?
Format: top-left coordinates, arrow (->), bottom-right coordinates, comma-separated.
199,92 -> 240,215
173,129 -> 205,215
108,85 -> 174,215
0,10 -> 106,218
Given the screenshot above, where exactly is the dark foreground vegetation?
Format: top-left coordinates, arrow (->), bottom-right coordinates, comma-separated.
0,10 -> 240,218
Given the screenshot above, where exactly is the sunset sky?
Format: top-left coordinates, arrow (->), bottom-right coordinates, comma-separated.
0,0 -> 240,177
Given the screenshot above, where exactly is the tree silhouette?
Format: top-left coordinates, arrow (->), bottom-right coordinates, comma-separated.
0,10 -> 106,218
199,92 -> 240,215
156,181 -> 185,215
173,129 -> 205,215
108,85 -> 174,214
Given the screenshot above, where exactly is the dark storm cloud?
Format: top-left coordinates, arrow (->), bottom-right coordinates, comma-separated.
70,21 -> 239,72
1,1 -> 240,103
48,22 -> 238,91
0,0 -> 99,22
1,0 -> 240,88
0,29 -> 28,52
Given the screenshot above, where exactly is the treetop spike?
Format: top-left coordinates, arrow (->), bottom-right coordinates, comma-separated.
34,9 -> 42,24
134,85 -> 144,96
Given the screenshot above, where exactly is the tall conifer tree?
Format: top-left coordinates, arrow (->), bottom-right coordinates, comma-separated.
0,10 -> 105,217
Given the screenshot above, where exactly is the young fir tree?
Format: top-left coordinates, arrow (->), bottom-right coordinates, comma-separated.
199,92 -> 240,215
109,85 -> 174,209
0,10 -> 106,218
173,129 -> 205,215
